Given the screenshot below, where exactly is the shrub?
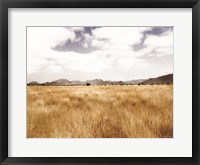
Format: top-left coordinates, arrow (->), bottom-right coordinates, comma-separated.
86,83 -> 91,86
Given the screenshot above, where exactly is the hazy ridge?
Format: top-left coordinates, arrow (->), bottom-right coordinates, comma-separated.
28,73 -> 173,86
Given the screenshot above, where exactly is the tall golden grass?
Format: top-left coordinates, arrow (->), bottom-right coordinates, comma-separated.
27,85 -> 173,138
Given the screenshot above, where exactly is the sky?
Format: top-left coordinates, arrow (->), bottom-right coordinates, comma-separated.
27,26 -> 173,83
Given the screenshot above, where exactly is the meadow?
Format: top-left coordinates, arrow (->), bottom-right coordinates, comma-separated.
27,85 -> 173,138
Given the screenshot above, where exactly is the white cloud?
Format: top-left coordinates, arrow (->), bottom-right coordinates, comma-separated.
27,27 -> 173,83
27,27 -> 75,49
83,42 -> 88,48
27,27 -> 75,75
143,30 -> 173,57
92,27 -> 150,49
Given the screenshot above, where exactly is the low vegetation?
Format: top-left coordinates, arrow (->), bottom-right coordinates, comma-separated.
27,85 -> 173,138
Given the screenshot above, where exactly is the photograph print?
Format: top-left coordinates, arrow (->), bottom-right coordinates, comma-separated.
27,26 -> 173,138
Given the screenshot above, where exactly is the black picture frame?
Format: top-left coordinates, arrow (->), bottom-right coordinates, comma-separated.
0,0 -> 199,164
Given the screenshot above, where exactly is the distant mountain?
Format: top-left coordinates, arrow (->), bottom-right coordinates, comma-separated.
140,74 -> 173,85
42,79 -> 71,86
84,79 -> 126,85
86,79 -> 104,85
124,79 -> 146,85
28,81 -> 40,86
27,74 -> 173,86
70,80 -> 82,85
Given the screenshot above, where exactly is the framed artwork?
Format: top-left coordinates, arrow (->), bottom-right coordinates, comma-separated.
0,0 -> 199,164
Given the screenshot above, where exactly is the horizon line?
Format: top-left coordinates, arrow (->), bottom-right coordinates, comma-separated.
27,73 -> 173,84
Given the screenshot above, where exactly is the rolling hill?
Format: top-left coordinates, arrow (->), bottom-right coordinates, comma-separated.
140,74 -> 173,85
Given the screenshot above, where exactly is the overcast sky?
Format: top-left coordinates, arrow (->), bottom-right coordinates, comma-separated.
27,26 -> 173,83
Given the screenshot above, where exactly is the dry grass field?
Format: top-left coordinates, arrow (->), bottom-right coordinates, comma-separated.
27,85 -> 173,138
